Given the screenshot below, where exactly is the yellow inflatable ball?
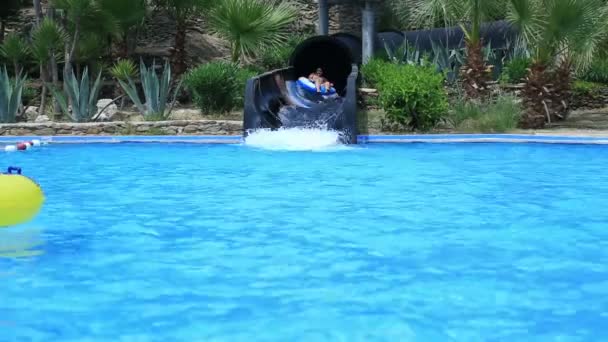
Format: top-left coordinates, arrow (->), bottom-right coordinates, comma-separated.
0,167 -> 45,228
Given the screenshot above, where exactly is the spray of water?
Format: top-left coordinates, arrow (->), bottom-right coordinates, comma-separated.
244,127 -> 350,151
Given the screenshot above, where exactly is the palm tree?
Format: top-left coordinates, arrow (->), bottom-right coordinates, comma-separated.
0,33 -> 29,75
388,0 -> 504,99
507,0 -> 608,128
153,0 -> 213,75
207,0 -> 298,63
51,0 -> 114,78
98,0 -> 147,59
30,18 -> 67,115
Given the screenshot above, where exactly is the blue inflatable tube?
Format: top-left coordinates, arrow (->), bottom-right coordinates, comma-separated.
297,77 -> 336,95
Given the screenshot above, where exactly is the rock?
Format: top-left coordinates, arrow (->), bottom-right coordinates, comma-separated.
86,127 -> 102,134
35,128 -> 55,135
136,125 -> 151,132
183,125 -> 199,133
359,88 -> 378,94
25,106 -> 39,121
168,109 -> 203,121
96,99 -> 118,119
161,127 -> 178,135
111,111 -> 145,122
35,115 -> 51,123
96,113 -> 110,122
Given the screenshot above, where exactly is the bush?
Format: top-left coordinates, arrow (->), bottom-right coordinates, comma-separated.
374,62 -> 448,131
185,61 -> 256,114
580,58 -> 608,84
361,58 -> 389,88
257,35 -> 307,71
450,94 -> 522,133
572,80 -> 604,97
501,57 -> 531,83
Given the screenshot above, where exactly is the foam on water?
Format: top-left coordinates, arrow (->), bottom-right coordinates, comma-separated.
244,127 -> 349,151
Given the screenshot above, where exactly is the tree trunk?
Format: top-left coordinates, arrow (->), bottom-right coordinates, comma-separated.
551,60 -> 572,121
48,6 -> 61,114
64,20 -> 80,79
116,34 -> 129,60
13,61 -> 20,76
520,62 -> 549,129
460,39 -> 492,99
231,43 -> 239,63
50,53 -> 60,113
173,20 -> 187,76
39,65 -> 49,116
0,20 -> 5,44
33,0 -> 44,24
122,34 -> 129,59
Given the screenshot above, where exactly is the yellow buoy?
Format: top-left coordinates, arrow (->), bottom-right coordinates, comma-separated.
0,168 -> 45,228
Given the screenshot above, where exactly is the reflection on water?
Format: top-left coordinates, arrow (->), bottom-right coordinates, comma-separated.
0,227 -> 45,259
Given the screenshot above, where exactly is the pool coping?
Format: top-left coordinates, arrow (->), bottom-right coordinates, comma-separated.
1,134 -> 608,145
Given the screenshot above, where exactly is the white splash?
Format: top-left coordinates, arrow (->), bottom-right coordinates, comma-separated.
244,127 -> 349,151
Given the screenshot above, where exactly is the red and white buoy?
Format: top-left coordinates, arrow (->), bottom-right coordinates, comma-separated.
3,139 -> 42,152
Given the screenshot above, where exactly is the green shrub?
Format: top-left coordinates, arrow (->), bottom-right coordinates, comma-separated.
376,62 -> 448,131
572,80 -> 603,97
185,61 -> 250,114
450,94 -> 522,133
580,58 -> 608,84
257,35 -> 307,71
361,58 -> 389,88
501,57 -> 531,83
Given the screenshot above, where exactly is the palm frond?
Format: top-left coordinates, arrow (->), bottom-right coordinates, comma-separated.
208,0 -> 298,62
98,0 -> 147,32
110,59 -> 138,81
30,17 -> 68,63
0,33 -> 30,65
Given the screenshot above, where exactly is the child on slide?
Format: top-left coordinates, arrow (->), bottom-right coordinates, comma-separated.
308,67 -> 333,93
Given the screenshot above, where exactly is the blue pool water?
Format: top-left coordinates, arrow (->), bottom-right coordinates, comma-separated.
1,142 -> 608,341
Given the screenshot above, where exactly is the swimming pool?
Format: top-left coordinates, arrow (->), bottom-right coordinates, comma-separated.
1,142 -> 608,341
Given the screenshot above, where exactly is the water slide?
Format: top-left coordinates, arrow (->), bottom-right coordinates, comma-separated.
242,21 -> 516,144
243,33 -> 362,144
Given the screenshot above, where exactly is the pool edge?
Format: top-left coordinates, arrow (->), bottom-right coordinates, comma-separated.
2,134 -> 608,145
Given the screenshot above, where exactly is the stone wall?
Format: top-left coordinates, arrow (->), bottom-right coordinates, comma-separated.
570,87 -> 608,111
294,0 -> 363,36
0,120 -> 242,136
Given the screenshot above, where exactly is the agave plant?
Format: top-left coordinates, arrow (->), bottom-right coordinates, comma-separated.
0,33 -> 30,76
48,66 -> 103,122
430,39 -> 465,83
0,66 -> 26,123
207,0 -> 298,63
110,59 -> 138,110
117,60 -> 182,120
507,0 -> 608,128
383,38 -> 426,66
